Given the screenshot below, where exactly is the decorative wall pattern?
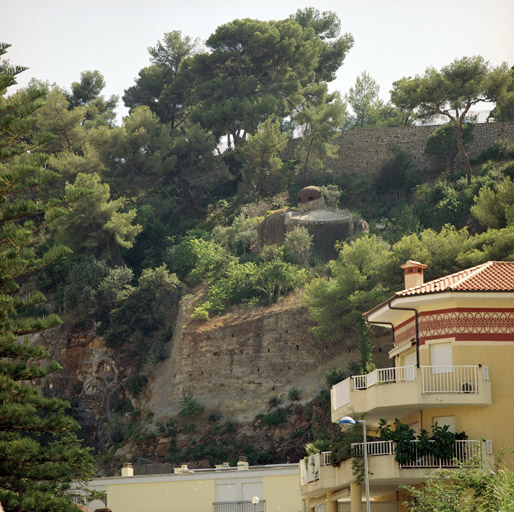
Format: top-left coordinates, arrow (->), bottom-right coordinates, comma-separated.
394,318 -> 416,346
394,309 -> 514,346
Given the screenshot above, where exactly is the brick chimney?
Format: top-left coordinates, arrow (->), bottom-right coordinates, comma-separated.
400,260 -> 427,289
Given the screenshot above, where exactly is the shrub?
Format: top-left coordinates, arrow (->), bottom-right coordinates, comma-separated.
268,396 -> 281,408
262,407 -> 289,427
178,395 -> 204,417
191,306 -> 209,321
284,226 -> 313,266
125,374 -> 148,397
168,236 -> 232,283
288,388 -> 301,401
425,122 -> 474,171
63,257 -> 109,320
326,369 -> 346,387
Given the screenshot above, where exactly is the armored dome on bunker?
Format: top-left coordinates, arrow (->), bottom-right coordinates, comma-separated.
254,186 -> 369,261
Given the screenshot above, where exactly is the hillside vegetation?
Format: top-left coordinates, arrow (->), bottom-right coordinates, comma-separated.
2,7 -> 514,484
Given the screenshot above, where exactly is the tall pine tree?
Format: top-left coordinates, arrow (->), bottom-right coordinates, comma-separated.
0,44 -> 94,512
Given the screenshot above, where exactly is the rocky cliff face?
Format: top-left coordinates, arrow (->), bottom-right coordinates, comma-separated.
36,325 -> 123,449
38,290 -> 391,451
148,290 -> 377,423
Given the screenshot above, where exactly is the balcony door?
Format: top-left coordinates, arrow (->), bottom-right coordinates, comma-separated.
404,351 -> 417,381
430,342 -> 453,374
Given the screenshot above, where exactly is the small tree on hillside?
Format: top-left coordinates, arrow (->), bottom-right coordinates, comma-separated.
391,56 -> 511,182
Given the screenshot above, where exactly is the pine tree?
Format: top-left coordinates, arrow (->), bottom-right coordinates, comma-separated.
0,43 -> 94,512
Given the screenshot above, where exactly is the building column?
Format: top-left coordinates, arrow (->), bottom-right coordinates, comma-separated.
350,482 -> 362,512
326,491 -> 337,512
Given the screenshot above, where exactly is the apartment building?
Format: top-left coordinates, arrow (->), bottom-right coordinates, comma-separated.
300,260 -> 514,512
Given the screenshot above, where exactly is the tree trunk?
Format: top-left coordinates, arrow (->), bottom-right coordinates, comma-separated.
455,121 -> 472,183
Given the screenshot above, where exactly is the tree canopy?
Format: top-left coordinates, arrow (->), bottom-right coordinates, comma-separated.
391,56 -> 511,180
0,43 -> 94,512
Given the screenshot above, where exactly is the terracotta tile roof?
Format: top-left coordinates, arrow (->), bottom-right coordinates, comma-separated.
396,261 -> 514,296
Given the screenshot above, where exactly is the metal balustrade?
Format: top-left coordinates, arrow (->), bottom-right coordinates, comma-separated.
400,439 -> 482,468
300,440 -> 488,488
351,440 -> 394,456
332,365 -> 488,408
350,439 -> 483,468
421,366 -> 479,394
321,451 -> 332,466
213,501 -> 266,512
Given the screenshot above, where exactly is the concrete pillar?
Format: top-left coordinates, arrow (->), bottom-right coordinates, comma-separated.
326,491 -> 337,512
350,482 -> 362,512
304,498 -> 312,511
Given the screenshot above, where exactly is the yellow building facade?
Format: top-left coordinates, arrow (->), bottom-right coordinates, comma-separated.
300,261 -> 514,512
86,463 -> 302,512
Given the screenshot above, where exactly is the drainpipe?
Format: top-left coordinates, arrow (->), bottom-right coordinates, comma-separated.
387,302 -> 420,368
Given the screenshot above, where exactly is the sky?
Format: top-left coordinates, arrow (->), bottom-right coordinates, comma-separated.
2,0 -> 513,124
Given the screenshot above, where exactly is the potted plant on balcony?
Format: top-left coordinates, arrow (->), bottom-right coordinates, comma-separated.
431,423 -> 456,463
378,419 -> 417,465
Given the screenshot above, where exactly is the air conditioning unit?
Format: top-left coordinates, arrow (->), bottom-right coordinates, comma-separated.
460,382 -> 475,393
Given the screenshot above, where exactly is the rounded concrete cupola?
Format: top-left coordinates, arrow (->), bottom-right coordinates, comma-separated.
298,186 -> 322,204
297,186 -> 325,211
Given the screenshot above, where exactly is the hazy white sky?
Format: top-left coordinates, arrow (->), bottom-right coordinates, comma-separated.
2,0 -> 513,123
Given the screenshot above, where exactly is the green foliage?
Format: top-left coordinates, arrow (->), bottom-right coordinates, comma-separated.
212,213 -> 258,257
123,31 -> 199,128
344,71 -> 408,129
293,83 -> 345,184
68,69 -> 118,127
268,395 -> 281,408
284,226 -> 313,266
305,439 -> 331,456
325,368 -> 346,387
125,373 -> 148,398
402,453 -> 514,512
319,184 -> 341,207
191,306 -> 209,321
103,264 -> 180,348
391,56 -> 512,181
425,122 -> 474,171
53,172 -> 142,261
238,117 -> 289,201
189,13 -> 353,145
472,139 -> 514,164
357,318 -> 375,374
254,260 -> 306,305
63,257 -> 109,320
471,176 -> 514,228
374,149 -> 417,205
304,235 -> 394,342
0,44 -> 94,511
288,388 -> 301,401
344,71 -> 380,129
168,236 -> 233,283
178,395 -> 204,417
202,261 -> 259,314
262,407 -> 290,427
378,419 -> 461,467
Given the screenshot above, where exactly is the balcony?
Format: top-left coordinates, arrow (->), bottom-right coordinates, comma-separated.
299,440 -> 493,499
213,501 -> 266,512
331,365 -> 491,422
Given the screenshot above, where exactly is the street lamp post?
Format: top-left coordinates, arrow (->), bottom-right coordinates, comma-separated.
338,416 -> 370,512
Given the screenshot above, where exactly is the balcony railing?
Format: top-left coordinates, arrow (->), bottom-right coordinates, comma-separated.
213,501 -> 266,512
300,451 -> 333,485
300,440 -> 489,485
350,439 -> 484,468
333,365 -> 489,409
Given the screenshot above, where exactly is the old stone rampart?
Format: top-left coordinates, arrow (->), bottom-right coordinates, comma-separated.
286,122 -> 514,178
